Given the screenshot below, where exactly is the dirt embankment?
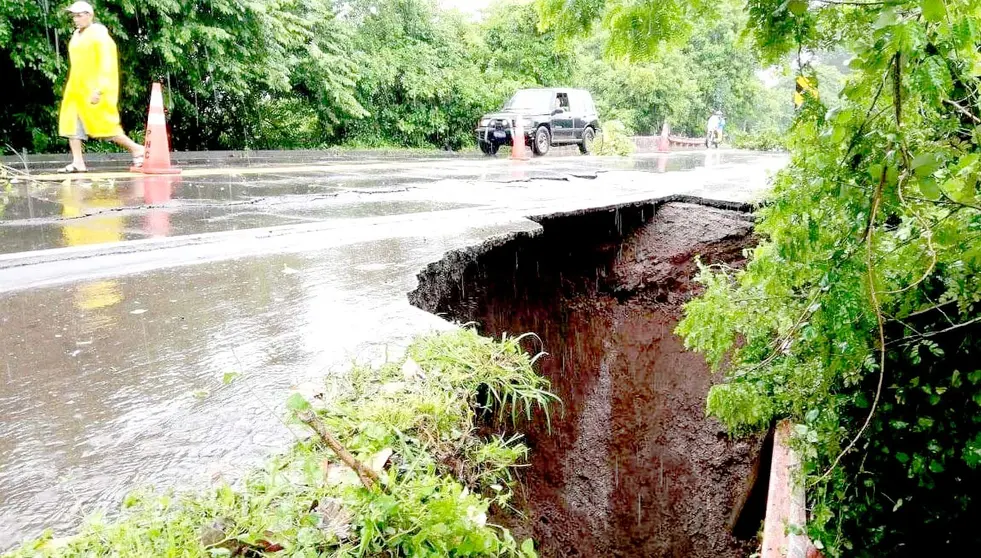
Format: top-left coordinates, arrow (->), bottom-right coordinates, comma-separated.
410,201 -> 765,557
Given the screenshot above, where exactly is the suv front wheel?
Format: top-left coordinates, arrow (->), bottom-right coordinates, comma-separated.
479,141 -> 500,156
532,126 -> 551,157
579,127 -> 595,155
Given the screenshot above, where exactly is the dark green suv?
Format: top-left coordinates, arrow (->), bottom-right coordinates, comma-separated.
475,88 -> 601,156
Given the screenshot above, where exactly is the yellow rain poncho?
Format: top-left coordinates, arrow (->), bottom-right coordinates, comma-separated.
58,23 -> 124,139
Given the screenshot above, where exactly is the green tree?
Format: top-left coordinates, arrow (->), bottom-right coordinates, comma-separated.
335,0 -> 516,148
570,1 -> 775,136
536,0 -> 717,60
539,0 -> 981,554
573,36 -> 699,135
0,0 -> 364,152
482,0 -> 575,87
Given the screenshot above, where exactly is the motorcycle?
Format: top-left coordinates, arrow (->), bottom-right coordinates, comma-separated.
705,128 -> 722,149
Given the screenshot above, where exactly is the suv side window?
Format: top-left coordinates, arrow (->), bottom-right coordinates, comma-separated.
554,92 -> 570,112
568,91 -> 582,114
577,92 -> 595,115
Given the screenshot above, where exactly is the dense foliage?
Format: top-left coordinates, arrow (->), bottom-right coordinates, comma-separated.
574,1 -> 792,137
540,0 -> 981,554
688,1 -> 981,553
0,0 -> 364,152
1,0 -> 781,153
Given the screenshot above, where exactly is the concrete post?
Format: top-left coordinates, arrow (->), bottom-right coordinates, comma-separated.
762,420 -> 821,558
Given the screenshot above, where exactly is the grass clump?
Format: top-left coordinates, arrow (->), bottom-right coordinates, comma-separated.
592,120 -> 635,157
6,327 -> 556,558
728,129 -> 787,152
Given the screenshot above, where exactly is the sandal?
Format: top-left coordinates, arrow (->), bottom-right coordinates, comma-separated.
132,153 -> 145,168
58,163 -> 88,174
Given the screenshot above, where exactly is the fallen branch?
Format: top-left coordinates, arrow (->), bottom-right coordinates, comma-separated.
298,410 -> 381,491
905,300 -> 957,319
888,316 -> 981,346
945,99 -> 981,124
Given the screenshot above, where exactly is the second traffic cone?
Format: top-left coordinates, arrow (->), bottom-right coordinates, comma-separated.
511,116 -> 530,161
657,121 -> 671,153
132,82 -> 181,175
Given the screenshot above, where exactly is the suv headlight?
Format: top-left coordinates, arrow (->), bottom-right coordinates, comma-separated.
479,118 -> 490,127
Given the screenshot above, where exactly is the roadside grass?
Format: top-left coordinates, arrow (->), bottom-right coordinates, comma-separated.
592,120 -> 635,157
0,163 -> 24,220
6,327 -> 556,558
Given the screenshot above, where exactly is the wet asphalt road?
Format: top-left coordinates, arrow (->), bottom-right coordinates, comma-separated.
0,149 -> 786,547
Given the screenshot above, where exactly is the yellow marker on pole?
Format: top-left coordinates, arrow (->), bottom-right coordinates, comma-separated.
794,75 -> 819,108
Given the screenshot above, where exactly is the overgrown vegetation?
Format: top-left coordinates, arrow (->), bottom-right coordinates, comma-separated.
591,119 -> 634,156
542,0 -> 981,555
0,164 -> 14,219
729,129 -> 786,152
4,328 -> 556,557
1,0 -> 786,153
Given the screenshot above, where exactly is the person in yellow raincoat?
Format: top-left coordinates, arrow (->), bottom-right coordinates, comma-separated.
58,2 -> 144,173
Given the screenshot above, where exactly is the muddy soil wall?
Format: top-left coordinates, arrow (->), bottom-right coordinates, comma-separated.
410,201 -> 764,557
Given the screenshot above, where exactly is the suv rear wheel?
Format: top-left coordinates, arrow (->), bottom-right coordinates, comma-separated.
579,127 -> 595,155
533,126 -> 551,156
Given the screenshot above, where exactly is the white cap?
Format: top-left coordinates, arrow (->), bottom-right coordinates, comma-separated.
66,2 -> 94,13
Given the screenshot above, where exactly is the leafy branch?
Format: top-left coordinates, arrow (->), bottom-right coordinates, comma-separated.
820,165 -> 888,482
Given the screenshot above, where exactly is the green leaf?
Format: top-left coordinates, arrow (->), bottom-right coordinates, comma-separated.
920,0 -> 945,23
222,372 -> 240,385
788,0 -> 808,16
918,177 -> 941,199
886,165 -> 899,186
874,9 -> 898,30
286,393 -> 312,412
929,460 -> 945,473
912,152 -> 942,177
521,538 -> 537,557
964,434 -> 981,468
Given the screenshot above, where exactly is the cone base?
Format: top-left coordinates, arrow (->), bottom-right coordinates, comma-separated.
131,166 -> 182,175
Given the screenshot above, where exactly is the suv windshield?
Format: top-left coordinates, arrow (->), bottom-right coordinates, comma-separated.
503,90 -> 553,112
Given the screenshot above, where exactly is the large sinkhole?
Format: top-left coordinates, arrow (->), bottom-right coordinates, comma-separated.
409,199 -> 768,557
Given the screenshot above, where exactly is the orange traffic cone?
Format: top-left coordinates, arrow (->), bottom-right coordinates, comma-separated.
511,117 -> 530,161
132,83 -> 181,174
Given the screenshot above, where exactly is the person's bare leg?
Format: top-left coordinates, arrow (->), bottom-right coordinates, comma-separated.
68,138 -> 86,170
111,135 -> 145,157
